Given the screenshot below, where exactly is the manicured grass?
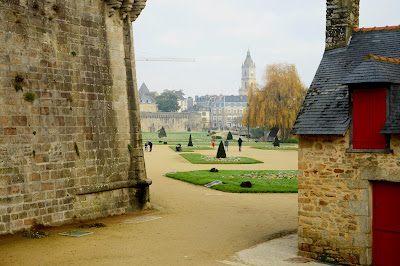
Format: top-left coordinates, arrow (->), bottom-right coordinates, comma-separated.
142,131 -> 212,144
251,145 -> 298,151
168,146 -> 213,152
165,170 -> 298,193
180,153 -> 263,164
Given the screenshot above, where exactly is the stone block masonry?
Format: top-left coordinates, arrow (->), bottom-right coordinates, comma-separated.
0,0 -> 150,234
298,133 -> 400,265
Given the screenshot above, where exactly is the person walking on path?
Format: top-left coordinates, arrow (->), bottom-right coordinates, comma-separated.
224,139 -> 229,152
238,138 -> 243,152
212,140 -> 215,149
144,142 -> 148,152
148,141 -> 153,152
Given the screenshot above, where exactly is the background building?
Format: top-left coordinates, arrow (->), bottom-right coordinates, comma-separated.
139,82 -> 158,112
239,50 -> 256,96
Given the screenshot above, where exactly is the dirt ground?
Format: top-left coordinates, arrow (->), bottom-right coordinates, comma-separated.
0,144 -> 298,265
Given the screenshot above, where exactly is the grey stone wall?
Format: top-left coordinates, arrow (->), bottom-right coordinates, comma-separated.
141,112 -> 202,132
0,0 -> 149,234
326,0 -> 360,49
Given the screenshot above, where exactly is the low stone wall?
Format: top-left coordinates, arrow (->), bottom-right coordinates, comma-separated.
141,112 -> 201,132
298,132 -> 400,265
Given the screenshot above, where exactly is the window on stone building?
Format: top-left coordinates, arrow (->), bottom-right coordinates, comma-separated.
351,87 -> 387,150
150,108 -> 152,112
202,112 -> 206,116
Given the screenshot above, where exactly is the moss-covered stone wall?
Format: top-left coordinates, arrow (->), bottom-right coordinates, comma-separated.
0,0 -> 149,234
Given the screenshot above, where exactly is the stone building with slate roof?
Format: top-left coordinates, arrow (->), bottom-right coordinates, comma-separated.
210,95 -> 247,129
292,1 -> 400,265
139,82 -> 158,112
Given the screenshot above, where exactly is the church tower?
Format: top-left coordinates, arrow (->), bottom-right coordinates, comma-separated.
239,50 -> 256,96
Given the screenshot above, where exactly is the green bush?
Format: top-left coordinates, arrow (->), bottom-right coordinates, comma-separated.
227,131 -> 233,140
188,134 -> 193,147
273,136 -> 280,147
250,128 -> 264,138
216,141 -> 226,158
282,138 -> 298,143
158,126 -> 167,138
216,136 -> 222,139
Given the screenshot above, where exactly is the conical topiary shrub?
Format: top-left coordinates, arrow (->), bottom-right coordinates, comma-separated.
158,126 -> 167,138
188,134 -> 193,147
227,131 -> 233,140
273,136 -> 280,147
216,141 -> 226,158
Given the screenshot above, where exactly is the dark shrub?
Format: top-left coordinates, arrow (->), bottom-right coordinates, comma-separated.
210,168 -> 219,172
273,136 -> 280,147
240,181 -> 252,188
227,131 -> 233,140
158,126 -> 167,138
188,134 -> 193,147
216,141 -> 226,158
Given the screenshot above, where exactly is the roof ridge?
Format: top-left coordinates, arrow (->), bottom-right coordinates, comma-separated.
353,25 -> 400,33
365,54 -> 400,65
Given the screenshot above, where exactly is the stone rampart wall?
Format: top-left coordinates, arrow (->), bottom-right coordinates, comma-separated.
141,112 -> 201,132
0,0 -> 149,234
298,132 -> 400,265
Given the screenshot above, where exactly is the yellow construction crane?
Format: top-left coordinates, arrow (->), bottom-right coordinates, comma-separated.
135,57 -> 195,62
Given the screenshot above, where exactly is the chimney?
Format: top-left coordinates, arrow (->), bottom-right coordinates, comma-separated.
326,0 -> 360,49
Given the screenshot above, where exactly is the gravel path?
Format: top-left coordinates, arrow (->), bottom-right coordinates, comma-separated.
0,145 -> 298,265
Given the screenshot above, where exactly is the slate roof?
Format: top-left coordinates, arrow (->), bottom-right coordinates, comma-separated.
292,28 -> 400,135
224,95 -> 247,102
139,82 -> 150,95
381,98 -> 400,133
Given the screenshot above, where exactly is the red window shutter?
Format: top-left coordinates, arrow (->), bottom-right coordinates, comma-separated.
353,88 -> 386,149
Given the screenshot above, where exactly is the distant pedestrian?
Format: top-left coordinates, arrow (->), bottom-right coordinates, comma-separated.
144,142 -> 148,152
148,141 -> 153,152
238,138 -> 243,152
224,139 -> 229,151
212,141 -> 215,149
176,143 -> 182,152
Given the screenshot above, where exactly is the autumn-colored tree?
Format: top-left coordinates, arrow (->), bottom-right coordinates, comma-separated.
242,63 -> 307,139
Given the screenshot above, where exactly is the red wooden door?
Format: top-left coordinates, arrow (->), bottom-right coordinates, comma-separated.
373,181 -> 400,266
352,88 -> 386,149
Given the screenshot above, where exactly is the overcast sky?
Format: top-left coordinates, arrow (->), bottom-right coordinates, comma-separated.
133,0 -> 400,98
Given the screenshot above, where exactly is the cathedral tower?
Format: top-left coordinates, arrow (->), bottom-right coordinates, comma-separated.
239,50 -> 256,96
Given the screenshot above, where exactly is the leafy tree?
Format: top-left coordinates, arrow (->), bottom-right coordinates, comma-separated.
158,126 -> 167,138
216,141 -> 226,158
250,128 -> 265,138
242,63 -> 307,139
156,92 -> 179,112
227,131 -> 233,140
188,134 -> 193,147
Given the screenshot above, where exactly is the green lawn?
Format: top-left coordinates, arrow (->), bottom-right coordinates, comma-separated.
165,170 -> 298,193
180,153 -> 263,164
142,131 -> 212,144
168,146 -> 213,152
